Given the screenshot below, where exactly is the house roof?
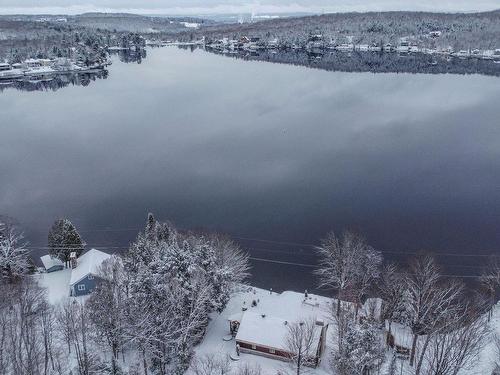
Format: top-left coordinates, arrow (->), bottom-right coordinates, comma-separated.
40,254 -> 63,270
234,291 -> 326,353
69,248 -> 111,285
236,311 -> 322,354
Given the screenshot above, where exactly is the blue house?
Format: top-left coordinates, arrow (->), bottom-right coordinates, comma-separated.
69,248 -> 111,297
40,255 -> 64,273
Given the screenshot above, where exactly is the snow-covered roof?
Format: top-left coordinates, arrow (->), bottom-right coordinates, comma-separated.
69,248 -> 111,285
236,311 -> 322,353
40,254 -> 64,270
234,291 -> 327,352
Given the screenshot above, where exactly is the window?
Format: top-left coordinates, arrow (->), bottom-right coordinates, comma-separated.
78,284 -> 86,291
269,349 -> 275,354
251,344 -> 256,350
88,275 -> 94,280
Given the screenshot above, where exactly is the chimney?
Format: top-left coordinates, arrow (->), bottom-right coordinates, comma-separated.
70,252 -> 77,269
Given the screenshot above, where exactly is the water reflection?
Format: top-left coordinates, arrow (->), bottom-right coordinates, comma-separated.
1,47 -> 499,292
205,48 -> 500,77
0,70 -> 109,93
110,48 -> 147,64
0,50 -> 146,93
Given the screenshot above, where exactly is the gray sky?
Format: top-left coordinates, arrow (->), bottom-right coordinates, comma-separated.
0,0 -> 498,15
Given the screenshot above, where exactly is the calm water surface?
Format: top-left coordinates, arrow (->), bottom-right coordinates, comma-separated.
1,47 -> 500,292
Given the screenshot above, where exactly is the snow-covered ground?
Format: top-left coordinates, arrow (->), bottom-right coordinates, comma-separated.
35,268 -> 72,304
33,272 -> 500,375
191,287 -> 500,375
475,304 -> 500,375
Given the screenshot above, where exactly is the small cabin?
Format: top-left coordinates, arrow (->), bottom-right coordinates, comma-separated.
229,291 -> 329,368
69,248 -> 111,297
40,255 -> 64,273
235,312 -> 328,367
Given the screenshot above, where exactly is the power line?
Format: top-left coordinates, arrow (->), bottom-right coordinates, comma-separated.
27,242 -> 487,278
248,256 -> 482,279
27,242 -> 500,259
249,257 -> 317,268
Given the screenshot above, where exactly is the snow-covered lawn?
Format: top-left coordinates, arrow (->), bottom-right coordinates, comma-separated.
192,288 -> 500,375
33,273 -> 500,375
475,304 -> 500,375
35,268 -> 72,304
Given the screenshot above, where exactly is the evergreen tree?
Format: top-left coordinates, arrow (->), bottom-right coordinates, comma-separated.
334,319 -> 384,375
47,218 -> 84,265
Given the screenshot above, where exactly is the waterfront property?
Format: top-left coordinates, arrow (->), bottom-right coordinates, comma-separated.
69,248 -> 111,297
229,291 -> 329,367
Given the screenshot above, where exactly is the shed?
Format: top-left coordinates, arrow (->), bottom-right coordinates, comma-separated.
40,255 -> 64,273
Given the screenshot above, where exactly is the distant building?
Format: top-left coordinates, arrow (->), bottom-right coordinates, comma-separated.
69,248 -> 111,297
40,255 -> 64,273
0,63 -> 11,71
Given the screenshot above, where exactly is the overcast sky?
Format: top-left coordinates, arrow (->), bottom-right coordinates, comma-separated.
0,0 -> 498,15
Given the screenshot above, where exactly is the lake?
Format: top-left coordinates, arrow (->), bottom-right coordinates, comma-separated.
1,47 -> 500,292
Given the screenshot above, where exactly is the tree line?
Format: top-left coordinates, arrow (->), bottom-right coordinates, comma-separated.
0,214 -> 250,374
1,216 -> 500,374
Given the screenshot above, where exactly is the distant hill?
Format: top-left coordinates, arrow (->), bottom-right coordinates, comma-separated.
69,13 -> 214,33
172,10 -> 500,50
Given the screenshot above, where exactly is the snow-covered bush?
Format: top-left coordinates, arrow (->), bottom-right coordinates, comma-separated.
333,319 -> 384,375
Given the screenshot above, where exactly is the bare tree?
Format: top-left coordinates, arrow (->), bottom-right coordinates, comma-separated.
350,243 -> 382,318
0,222 -> 29,282
315,231 -> 380,317
285,318 -> 317,375
379,263 -> 407,336
190,353 -> 231,375
480,257 -> 500,320
236,363 -> 262,375
423,310 -> 490,375
56,300 -> 98,375
404,255 -> 464,371
1,278 -> 51,375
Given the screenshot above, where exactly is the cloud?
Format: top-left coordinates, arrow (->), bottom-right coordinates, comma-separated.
0,0 -> 498,15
